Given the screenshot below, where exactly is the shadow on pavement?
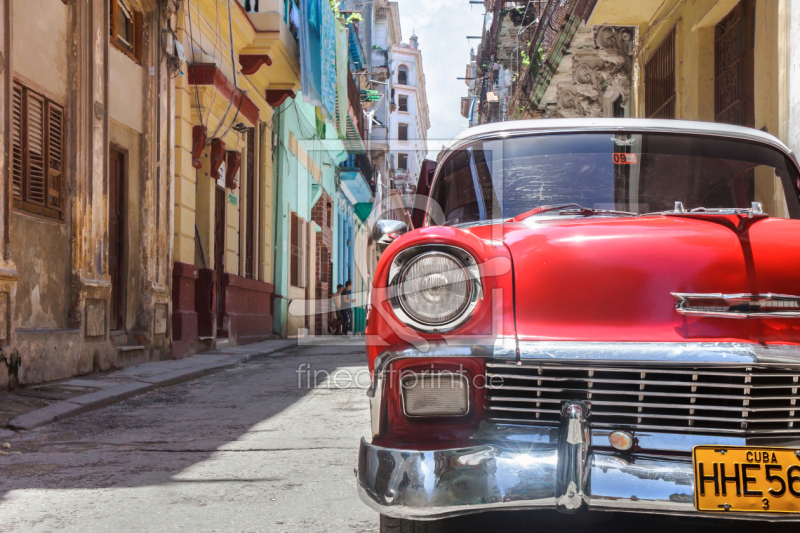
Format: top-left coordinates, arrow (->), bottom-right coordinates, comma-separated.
0,343 -> 367,500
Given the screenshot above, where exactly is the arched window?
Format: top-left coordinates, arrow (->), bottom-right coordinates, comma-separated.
397,65 -> 409,86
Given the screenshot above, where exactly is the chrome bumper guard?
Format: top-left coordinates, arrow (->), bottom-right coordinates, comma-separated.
357,402 -> 800,521
360,341 -> 800,520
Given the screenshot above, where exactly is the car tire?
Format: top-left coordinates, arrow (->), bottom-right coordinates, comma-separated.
379,515 -> 450,533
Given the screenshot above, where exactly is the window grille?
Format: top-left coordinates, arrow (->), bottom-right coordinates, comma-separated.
645,28 -> 676,119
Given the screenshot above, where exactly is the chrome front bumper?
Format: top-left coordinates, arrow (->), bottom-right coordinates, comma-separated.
357,416 -> 800,522
359,341 -> 800,520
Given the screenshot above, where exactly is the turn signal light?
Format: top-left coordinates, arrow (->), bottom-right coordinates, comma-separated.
400,372 -> 469,417
608,430 -> 633,451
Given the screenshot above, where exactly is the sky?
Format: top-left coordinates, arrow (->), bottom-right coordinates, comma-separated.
397,0 -> 486,155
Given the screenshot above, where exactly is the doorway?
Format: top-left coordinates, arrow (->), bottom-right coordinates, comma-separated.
214,185 -> 226,336
109,149 -> 126,330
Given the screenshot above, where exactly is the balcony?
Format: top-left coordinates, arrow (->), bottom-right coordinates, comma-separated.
338,154 -> 374,205
348,73 -> 366,141
339,70 -> 367,154
235,0 -> 300,92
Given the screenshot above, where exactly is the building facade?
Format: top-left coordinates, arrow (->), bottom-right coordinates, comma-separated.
388,35 -> 431,205
482,0 -> 799,140
171,0 -> 296,357
272,93 -> 345,338
0,0 -> 422,389
588,0 -> 786,131
0,0 -> 180,388
463,1 -> 631,124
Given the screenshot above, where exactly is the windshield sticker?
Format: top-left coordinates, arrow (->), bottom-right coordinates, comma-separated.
613,153 -> 637,165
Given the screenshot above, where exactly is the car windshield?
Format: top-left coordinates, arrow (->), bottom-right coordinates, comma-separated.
428,132 -> 800,225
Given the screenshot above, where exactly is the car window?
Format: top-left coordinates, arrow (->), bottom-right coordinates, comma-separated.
427,132 -> 800,224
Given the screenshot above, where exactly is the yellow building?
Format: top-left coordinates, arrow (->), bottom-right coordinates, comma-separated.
0,0 -> 181,388
172,0 -> 300,357
588,0 -> 790,138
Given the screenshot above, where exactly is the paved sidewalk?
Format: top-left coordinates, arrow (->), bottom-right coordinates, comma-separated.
1,339 -> 297,433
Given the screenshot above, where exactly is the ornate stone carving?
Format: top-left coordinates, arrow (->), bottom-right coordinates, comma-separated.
545,24 -> 635,119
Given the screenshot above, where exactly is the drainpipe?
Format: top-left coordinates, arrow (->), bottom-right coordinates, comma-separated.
272,104 -> 283,336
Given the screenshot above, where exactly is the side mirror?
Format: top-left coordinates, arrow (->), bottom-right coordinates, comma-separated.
372,219 -> 408,253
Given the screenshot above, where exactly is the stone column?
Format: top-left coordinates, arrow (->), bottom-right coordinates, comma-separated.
67,0 -> 112,345
135,0 -> 176,350
0,0 -> 19,387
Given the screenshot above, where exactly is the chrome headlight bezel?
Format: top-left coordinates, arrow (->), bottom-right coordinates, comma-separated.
388,245 -> 482,333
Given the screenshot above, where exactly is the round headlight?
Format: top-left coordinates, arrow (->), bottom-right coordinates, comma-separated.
397,252 -> 471,326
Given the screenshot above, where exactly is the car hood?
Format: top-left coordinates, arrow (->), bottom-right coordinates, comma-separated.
468,215 -> 800,344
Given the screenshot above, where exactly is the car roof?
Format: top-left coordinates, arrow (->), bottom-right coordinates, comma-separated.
447,118 -> 792,154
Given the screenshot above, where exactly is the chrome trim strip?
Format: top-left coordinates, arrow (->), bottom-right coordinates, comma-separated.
671,293 -> 800,319
371,341 -> 800,438
517,341 -> 800,365
356,438 -> 800,521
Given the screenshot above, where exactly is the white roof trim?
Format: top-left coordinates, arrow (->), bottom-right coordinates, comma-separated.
446,118 -> 791,154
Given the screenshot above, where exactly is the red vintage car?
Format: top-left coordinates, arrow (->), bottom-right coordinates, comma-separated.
359,119 -> 800,531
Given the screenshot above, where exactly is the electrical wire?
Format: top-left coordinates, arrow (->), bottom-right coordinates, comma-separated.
211,0 -> 247,142
186,0 -> 207,135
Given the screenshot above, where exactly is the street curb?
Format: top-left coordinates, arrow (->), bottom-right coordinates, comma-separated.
6,341 -> 295,432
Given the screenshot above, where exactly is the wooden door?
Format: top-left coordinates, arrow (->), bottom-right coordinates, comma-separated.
714,0 -> 755,127
109,149 -> 125,330
214,185 -> 226,333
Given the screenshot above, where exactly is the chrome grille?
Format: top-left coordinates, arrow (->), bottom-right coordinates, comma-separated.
485,363 -> 800,436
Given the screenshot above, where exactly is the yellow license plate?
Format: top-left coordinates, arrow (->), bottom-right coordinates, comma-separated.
694,445 -> 800,513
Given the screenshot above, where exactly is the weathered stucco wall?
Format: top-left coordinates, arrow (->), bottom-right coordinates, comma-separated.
109,48 -> 145,133
11,214 -> 71,330
12,0 -> 69,101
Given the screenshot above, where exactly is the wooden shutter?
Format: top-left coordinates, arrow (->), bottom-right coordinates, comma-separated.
26,92 -> 47,206
11,84 -> 23,199
11,82 -> 66,219
47,103 -> 64,211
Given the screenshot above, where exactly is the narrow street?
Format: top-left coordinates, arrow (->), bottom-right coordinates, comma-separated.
1,342 -> 797,533
0,343 -> 375,532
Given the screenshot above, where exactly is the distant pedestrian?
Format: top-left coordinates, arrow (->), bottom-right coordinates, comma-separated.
328,285 -> 343,335
341,280 -> 355,335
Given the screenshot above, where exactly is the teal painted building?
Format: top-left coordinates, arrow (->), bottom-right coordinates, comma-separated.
272,93 -> 347,337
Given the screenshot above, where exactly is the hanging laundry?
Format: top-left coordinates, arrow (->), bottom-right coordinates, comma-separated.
319,0 -> 337,119
299,0 -> 324,110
